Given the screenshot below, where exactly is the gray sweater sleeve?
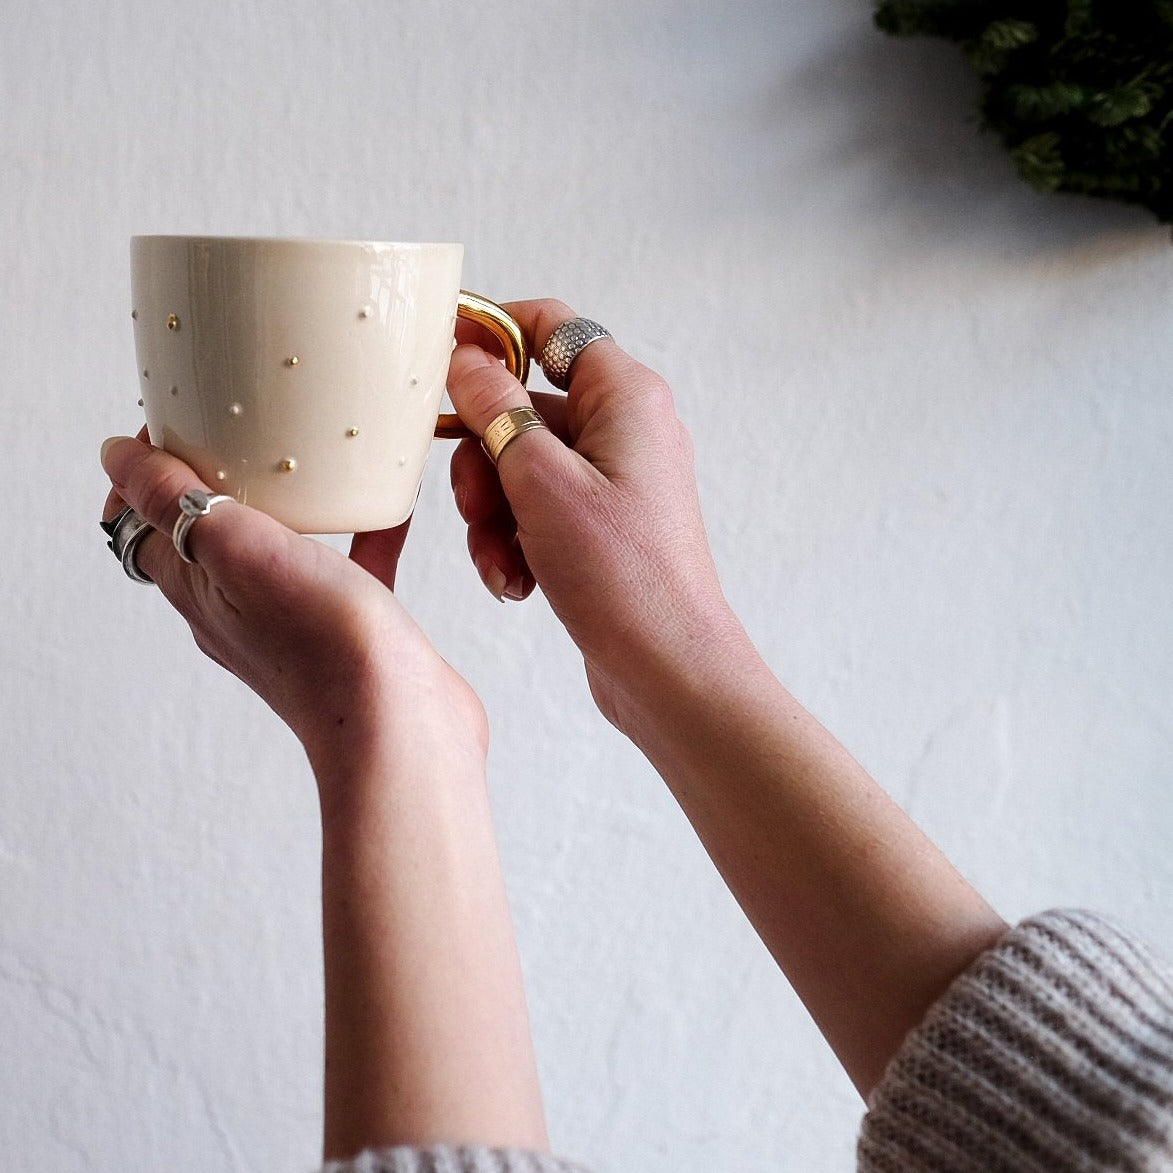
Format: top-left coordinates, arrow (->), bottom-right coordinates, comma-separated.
857,908 -> 1173,1171
320,910 -> 1173,1173
320,1147 -> 591,1173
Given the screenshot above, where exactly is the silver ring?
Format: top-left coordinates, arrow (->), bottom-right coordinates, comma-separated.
172,490 -> 233,564
102,506 -> 155,585
537,317 -> 612,390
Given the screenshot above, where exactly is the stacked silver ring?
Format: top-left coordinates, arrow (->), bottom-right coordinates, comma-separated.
103,506 -> 154,584
537,318 -> 612,390
172,490 -> 233,563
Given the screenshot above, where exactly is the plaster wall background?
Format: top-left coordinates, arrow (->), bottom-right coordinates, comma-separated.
2,1 -> 1171,1170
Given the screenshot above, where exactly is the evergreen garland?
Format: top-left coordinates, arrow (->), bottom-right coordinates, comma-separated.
873,1 -> 1173,222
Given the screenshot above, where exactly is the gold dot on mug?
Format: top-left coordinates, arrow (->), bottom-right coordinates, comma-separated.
216,470 -> 228,482
142,368 -> 149,379
285,355 -> 299,367
137,398 -> 144,407
166,313 -> 180,331
346,427 -> 360,437
359,305 -> 372,319
279,457 -> 298,472
228,402 -> 243,416
170,384 -> 180,397
131,309 -> 138,320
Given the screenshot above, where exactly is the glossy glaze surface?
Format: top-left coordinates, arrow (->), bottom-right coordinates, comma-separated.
131,236 -> 464,532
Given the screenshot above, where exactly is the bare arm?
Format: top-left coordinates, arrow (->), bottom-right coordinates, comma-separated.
447,306 -> 1006,1096
312,687 -> 547,1158
613,615 -> 1004,1096
101,437 -> 548,1159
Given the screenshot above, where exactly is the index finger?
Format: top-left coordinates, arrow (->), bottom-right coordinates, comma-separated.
454,298 -> 578,360
452,298 -> 674,480
449,298 -> 629,435
100,436 -> 273,586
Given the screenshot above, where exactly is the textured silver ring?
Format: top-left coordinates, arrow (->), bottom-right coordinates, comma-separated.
537,317 -> 612,390
102,506 -> 155,585
172,490 -> 233,564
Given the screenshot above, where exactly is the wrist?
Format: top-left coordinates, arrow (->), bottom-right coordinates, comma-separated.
592,594 -> 773,753
313,669 -> 546,1155
304,662 -> 490,834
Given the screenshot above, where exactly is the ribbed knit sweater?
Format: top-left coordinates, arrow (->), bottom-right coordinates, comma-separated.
323,909 -> 1173,1173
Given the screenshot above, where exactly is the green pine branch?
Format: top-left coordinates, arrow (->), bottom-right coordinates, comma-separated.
873,0 -> 1173,222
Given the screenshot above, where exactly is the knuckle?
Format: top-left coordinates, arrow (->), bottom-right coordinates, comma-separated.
502,435 -> 574,504
642,372 -> 675,408
534,300 -> 578,348
137,529 -> 178,593
208,510 -> 282,579
133,460 -> 192,530
462,364 -> 521,423
579,365 -> 676,432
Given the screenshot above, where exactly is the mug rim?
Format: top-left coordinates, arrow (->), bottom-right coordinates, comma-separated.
131,234 -> 462,250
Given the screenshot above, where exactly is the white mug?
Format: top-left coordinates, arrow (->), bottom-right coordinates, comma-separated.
130,235 -> 528,533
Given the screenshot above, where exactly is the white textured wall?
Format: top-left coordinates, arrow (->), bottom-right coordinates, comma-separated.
3,1 -> 1171,1169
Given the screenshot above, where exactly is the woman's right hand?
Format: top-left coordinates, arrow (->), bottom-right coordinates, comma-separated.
101,434 -> 487,800
447,300 -> 740,729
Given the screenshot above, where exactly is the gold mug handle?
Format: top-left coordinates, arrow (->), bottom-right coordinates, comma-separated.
434,290 -> 530,439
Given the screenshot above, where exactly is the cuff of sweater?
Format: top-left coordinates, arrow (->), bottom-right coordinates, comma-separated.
321,1146 -> 592,1173
858,908 -> 1173,1172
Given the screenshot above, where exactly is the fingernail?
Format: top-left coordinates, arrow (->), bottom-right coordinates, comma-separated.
476,556 -> 508,602
100,435 -> 132,467
449,344 -> 492,380
503,576 -> 527,601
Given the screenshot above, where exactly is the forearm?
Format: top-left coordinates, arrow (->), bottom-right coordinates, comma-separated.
612,610 -> 1007,1097
99,435 -> 549,1159
443,315 -> 1006,1099
311,710 -> 547,1161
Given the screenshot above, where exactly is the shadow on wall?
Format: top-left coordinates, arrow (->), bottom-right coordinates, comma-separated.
761,12 -> 1161,262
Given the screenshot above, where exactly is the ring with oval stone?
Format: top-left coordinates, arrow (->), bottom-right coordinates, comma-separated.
171,490 -> 234,564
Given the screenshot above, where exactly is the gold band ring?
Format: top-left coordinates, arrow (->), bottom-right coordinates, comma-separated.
481,407 -> 549,466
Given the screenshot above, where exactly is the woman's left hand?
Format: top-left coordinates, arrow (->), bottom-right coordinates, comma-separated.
100,434 -> 486,777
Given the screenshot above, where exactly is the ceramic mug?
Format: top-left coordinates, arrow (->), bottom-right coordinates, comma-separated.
130,235 -> 528,533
